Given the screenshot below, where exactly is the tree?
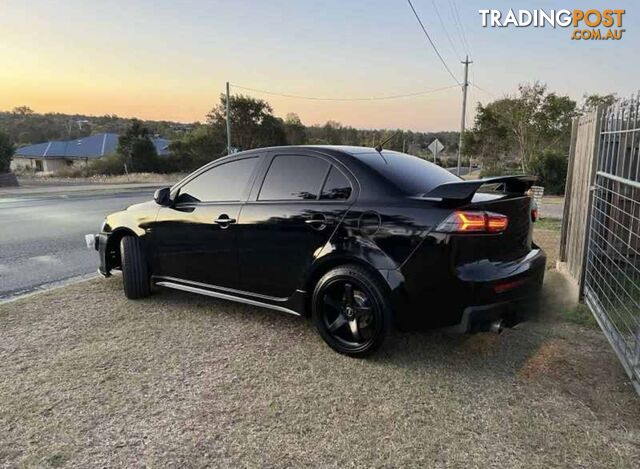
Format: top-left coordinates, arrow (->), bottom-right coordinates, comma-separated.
11,106 -> 34,117
283,113 -> 306,145
207,94 -> 286,151
464,82 -> 576,174
0,130 -> 15,173
169,125 -> 226,171
582,93 -> 617,112
529,149 -> 568,194
117,120 -> 159,172
321,121 -> 344,145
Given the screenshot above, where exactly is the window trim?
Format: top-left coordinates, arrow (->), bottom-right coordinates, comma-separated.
172,155 -> 261,205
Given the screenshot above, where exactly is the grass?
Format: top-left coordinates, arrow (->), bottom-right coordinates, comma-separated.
541,195 -> 565,205
535,218 -> 562,231
563,303 -> 598,328
533,224 -> 561,270
0,276 -> 638,467
17,172 -> 186,185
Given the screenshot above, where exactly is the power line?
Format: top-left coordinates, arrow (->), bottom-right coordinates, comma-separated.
431,0 -> 462,60
448,0 -> 471,56
405,0 -> 461,86
229,83 -> 459,101
469,82 -> 496,97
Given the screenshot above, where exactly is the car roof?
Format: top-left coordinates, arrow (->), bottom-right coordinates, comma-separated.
231,145 -> 378,156
223,145 -> 459,198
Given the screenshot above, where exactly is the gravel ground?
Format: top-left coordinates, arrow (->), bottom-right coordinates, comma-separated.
1,268 -> 639,467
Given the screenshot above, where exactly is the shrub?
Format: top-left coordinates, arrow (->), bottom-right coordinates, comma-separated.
0,130 -> 15,173
480,162 -> 522,178
529,150 -> 568,195
54,166 -> 93,178
89,153 -> 127,175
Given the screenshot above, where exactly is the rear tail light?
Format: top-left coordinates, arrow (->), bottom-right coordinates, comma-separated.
436,211 -> 509,234
531,208 -> 539,222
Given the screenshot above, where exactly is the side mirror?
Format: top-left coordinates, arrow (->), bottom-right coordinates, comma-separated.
154,187 -> 172,206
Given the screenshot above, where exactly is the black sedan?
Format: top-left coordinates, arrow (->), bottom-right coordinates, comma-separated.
87,146 -> 545,357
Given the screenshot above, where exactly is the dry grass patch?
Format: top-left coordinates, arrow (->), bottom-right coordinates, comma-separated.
0,276 -> 638,467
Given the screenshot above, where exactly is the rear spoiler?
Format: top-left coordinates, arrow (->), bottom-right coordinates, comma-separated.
424,175 -> 537,202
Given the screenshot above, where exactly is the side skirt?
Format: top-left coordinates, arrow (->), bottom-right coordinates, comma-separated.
153,277 -> 302,317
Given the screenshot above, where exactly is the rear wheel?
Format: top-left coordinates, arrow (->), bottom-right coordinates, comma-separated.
312,265 -> 391,357
120,235 -> 151,299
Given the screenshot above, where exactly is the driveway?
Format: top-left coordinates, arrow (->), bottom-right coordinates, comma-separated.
1,270 -> 638,467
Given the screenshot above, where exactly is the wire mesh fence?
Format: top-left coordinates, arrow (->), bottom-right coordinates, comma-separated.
583,96 -> 640,394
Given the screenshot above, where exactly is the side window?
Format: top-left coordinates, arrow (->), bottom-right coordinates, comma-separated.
258,155 -> 329,201
176,157 -> 258,203
320,166 -> 352,200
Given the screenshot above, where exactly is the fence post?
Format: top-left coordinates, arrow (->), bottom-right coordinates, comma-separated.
559,117 -> 579,262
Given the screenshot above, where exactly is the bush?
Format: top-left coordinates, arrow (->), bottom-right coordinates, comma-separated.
89,153 -> 127,175
0,130 -> 15,173
54,166 -> 93,178
480,162 -> 521,178
529,150 -> 568,195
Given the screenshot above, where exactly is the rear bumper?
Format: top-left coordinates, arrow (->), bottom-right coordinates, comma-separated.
449,290 -> 542,333
393,247 -> 546,331
453,248 -> 546,332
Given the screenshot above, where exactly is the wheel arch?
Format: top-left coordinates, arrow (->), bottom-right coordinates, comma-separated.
303,254 -> 392,317
105,227 -> 138,270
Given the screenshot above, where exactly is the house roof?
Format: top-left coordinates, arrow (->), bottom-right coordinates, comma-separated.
15,133 -> 171,159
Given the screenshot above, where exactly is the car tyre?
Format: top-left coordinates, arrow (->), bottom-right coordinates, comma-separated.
121,235 -> 151,299
312,265 -> 391,357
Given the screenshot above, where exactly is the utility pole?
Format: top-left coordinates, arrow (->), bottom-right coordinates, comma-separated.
457,55 -> 472,177
226,81 -> 232,155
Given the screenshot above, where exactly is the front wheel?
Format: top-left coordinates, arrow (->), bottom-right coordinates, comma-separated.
120,235 -> 151,299
312,265 -> 391,357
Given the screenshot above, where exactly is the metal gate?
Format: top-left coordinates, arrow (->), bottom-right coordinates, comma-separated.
583,97 -> 640,394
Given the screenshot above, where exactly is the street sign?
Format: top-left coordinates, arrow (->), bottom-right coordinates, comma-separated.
428,139 -> 444,163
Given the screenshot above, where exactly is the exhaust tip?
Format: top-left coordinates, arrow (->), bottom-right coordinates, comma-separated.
489,319 -> 504,334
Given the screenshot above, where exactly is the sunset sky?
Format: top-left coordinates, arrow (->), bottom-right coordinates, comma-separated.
1,0 -> 637,131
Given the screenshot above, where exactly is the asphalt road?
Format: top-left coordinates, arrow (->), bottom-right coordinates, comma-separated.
0,189 -> 155,300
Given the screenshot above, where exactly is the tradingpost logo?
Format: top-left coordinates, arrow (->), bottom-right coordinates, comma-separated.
479,9 -> 626,40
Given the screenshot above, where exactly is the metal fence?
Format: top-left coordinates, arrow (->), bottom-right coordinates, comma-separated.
582,97 -> 640,394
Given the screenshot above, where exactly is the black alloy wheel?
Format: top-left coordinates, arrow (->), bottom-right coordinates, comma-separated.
312,265 -> 390,357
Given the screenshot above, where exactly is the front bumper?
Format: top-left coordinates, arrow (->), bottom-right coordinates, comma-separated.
85,233 -> 111,277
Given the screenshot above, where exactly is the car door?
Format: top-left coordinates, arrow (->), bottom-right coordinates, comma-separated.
149,155 -> 261,290
237,152 -> 355,298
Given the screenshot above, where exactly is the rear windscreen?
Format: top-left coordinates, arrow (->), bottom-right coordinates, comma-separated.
352,150 -> 460,195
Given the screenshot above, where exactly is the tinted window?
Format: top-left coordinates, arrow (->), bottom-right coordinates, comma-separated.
320,166 -> 352,200
177,157 -> 258,203
259,155 -> 329,201
352,150 -> 459,195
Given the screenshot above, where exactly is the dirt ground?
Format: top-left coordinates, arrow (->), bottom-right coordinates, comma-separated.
534,226 -> 561,269
1,254 -> 639,467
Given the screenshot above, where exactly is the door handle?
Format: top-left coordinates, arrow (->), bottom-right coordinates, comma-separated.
214,215 -> 236,229
305,215 -> 332,230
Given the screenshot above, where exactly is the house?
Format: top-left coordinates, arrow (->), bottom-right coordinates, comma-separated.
11,133 -> 171,173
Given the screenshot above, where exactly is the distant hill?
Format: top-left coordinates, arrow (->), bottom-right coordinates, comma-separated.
0,107 -> 461,164
0,109 -> 194,147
